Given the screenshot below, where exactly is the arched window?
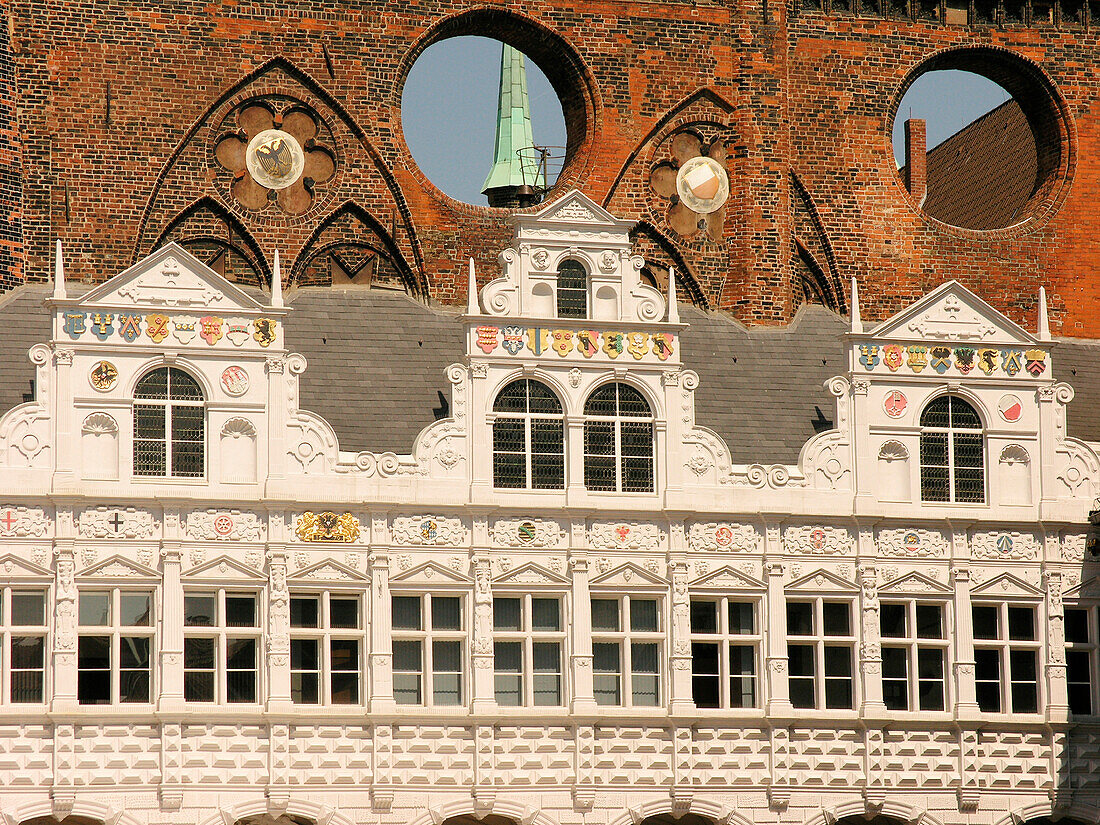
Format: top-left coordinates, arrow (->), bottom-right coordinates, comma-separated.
919,395 -> 984,503
133,367 -> 205,478
584,383 -> 654,493
492,379 -> 564,489
556,260 -> 587,318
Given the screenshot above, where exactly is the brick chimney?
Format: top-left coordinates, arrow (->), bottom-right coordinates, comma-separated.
904,118 -> 927,204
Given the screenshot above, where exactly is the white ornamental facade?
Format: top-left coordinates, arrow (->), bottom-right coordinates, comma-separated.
0,191 -> 1096,825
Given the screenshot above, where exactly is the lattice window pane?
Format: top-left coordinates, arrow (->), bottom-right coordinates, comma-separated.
528,382 -> 561,414
134,439 -> 167,478
172,440 -> 205,478
493,381 -> 529,413
617,385 -> 651,417
621,457 -> 654,492
584,385 -> 618,416
531,454 -> 565,490
584,421 -> 615,456
556,261 -> 588,319
950,396 -> 982,428
134,368 -> 168,399
920,396 -> 951,428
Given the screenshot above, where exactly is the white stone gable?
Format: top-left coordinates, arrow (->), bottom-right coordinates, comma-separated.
517,189 -> 629,228
72,243 -> 268,313
865,280 -> 1039,345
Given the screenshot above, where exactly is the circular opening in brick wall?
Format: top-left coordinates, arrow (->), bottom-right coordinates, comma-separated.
398,10 -> 593,210
888,48 -> 1073,232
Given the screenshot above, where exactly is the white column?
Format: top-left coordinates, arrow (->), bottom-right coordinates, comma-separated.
1045,569 -> 1069,723
266,548 -> 291,710
764,523 -> 793,715
52,543 -> 78,710
565,416 -> 585,504
158,544 -> 184,711
471,554 -> 496,713
858,559 -> 886,716
570,553 -> 596,714
952,565 -> 979,718
369,549 -> 396,714
668,559 -> 693,713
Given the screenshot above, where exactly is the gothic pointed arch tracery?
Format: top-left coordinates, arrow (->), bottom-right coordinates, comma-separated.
155,197 -> 269,287
135,57 -> 425,292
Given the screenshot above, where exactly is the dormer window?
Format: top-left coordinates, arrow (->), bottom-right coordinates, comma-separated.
134,367 -> 205,478
919,395 -> 984,504
492,379 -> 565,490
583,383 -> 654,493
556,260 -> 587,319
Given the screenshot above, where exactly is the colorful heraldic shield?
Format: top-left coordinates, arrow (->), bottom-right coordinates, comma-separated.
295,511 -> 360,542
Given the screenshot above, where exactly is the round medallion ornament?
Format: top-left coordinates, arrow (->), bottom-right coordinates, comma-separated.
903,531 -> 920,552
89,361 -> 118,391
246,129 -> 305,191
518,521 -> 537,544
675,156 -> 729,215
998,394 -> 1023,423
221,366 -> 250,397
883,390 -> 907,418
213,515 -> 234,536
715,526 -> 733,547
810,527 -> 827,551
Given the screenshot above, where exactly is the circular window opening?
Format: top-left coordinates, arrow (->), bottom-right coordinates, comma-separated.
890,50 -> 1070,231
402,35 -> 568,208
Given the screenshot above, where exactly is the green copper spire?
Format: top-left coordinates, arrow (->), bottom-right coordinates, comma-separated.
481,43 -> 540,202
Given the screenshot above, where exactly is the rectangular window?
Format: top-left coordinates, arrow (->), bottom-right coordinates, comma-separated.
880,602 -> 948,711
0,589 -> 47,703
183,590 -> 260,703
290,593 -> 364,705
591,596 -> 662,707
1066,605 -> 1098,716
786,599 -> 855,710
494,595 -> 564,706
689,598 -> 759,709
391,594 -> 465,707
972,603 -> 1040,714
78,589 -> 154,704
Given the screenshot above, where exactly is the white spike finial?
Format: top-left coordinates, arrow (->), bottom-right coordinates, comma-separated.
466,257 -> 479,315
1038,286 -> 1051,342
271,249 -> 283,308
850,276 -> 862,333
53,239 -> 66,299
667,266 -> 680,324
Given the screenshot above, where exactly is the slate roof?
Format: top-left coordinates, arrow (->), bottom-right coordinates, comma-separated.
0,283 -> 1097,465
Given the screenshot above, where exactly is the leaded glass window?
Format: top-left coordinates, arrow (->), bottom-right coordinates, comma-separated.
134,367 -> 205,478
556,260 -> 588,319
492,380 -> 564,490
919,395 -> 984,503
583,383 -> 654,492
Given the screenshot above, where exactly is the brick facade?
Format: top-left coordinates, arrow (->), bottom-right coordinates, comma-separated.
4,1 -> 1100,333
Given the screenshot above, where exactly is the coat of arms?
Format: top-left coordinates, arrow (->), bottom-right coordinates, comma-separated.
62,312 -> 86,339
858,345 -> 879,370
906,345 -> 927,372
253,318 -> 277,348
551,329 -> 574,356
146,313 -> 170,343
882,344 -> 903,371
526,327 -> 549,355
576,330 -> 599,357
1001,349 -> 1023,376
652,332 -> 674,361
117,313 -> 142,343
90,313 -> 114,341
200,316 -> 224,346
1025,349 -> 1046,376
501,326 -> 525,355
172,316 -> 198,344
978,348 -> 998,375
627,332 -> 649,360
602,332 -> 624,359
476,326 -> 499,354
930,346 -> 951,374
954,347 -> 975,374
295,511 -> 360,542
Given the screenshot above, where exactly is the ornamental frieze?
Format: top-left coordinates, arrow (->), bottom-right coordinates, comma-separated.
587,522 -> 663,551
391,515 -> 467,546
855,342 -> 1047,378
185,510 -> 265,541
0,506 -> 49,538
687,522 -> 760,553
971,531 -> 1040,560
294,512 -> 360,543
472,325 -> 675,362
78,507 -> 156,539
877,528 -> 948,558
60,310 -> 278,349
489,518 -> 565,548
783,525 -> 853,556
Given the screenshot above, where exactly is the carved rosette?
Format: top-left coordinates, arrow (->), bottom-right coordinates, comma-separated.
877,528 -> 949,558
185,510 -> 265,541
686,522 -> 760,552
970,531 -> 1040,560
488,518 -> 565,548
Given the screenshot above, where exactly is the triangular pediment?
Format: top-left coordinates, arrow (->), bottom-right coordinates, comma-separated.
390,560 -> 471,585
493,562 -> 569,586
590,562 -> 668,588
879,571 -> 953,596
786,568 -> 859,593
289,559 -> 368,583
689,565 -> 766,591
183,555 -> 266,581
0,554 -> 53,578
516,190 -> 629,229
970,572 -> 1042,598
866,281 -> 1038,345
79,554 -> 158,579
1061,576 -> 1100,600
73,243 -> 268,313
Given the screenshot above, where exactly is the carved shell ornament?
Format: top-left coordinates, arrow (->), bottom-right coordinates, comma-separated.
649,128 -> 729,241
214,99 -> 336,216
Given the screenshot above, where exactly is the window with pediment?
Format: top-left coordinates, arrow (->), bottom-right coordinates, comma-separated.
919,395 -> 984,503
492,380 -> 564,490
134,367 -> 205,478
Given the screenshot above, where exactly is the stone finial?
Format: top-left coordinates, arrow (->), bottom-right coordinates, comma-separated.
271,249 -> 283,308
668,266 -> 680,324
466,257 -> 479,315
53,239 -> 66,299
1039,286 -> 1051,342
850,276 -> 862,333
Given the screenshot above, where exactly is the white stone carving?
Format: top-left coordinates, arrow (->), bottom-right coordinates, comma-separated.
1063,534 -> 1088,562
971,531 -> 1040,560
0,505 -> 49,538
184,509 -> 265,541
588,522 -> 663,551
392,515 -> 468,546
78,507 -> 155,539
489,518 -> 565,548
686,522 -> 760,552
877,528 -> 949,558
905,292 -> 998,340
783,525 -> 854,555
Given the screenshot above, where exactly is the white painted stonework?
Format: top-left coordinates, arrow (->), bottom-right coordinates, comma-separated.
0,192 -> 1096,825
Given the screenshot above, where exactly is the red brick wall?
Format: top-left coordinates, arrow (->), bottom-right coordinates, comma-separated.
0,10 -> 21,291
6,0 -> 1100,335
